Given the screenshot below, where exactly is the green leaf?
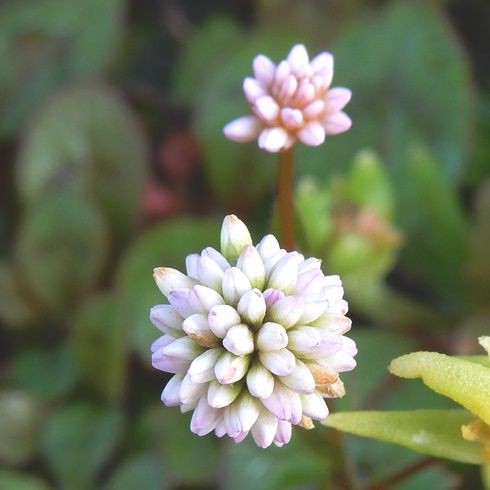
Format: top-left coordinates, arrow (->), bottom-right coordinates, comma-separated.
173,16 -> 243,104
41,404 -> 123,489
464,180 -> 490,305
17,83 -> 148,243
0,0 -> 125,137
0,262 -> 37,329
15,192 -> 108,316
134,405 -> 219,485
389,352 -> 490,425
0,470 -> 51,490
344,150 -> 395,220
116,218 -> 219,363
397,146 -> 468,297
294,177 -> 331,256
9,344 -> 78,400
0,390 -> 42,466
224,434 -> 330,490
297,2 -> 473,183
323,409 -> 482,464
104,454 -> 168,490
72,293 -> 128,401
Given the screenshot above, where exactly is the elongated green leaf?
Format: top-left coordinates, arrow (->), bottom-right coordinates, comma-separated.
0,0 -> 125,137
72,294 -> 128,401
41,404 -> 123,489
0,470 -> 50,490
323,409 -> 482,464
15,192 -> 108,315
389,352 -> 490,425
17,84 -> 148,243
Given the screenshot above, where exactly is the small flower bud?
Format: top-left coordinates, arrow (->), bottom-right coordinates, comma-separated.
259,348 -> 296,376
185,254 -> 200,279
268,295 -> 304,329
305,361 -> 339,384
236,245 -> 266,289
301,392 -> 329,420
207,304 -> 241,338
190,398 -> 222,436
294,269 -> 324,295
246,360 -> 275,399
214,351 -> 251,384
224,393 -> 261,437
196,255 -> 224,292
188,285 -> 224,313
237,288 -> 266,327
299,416 -> 315,430
220,215 -> 253,262
279,360 -> 316,394
201,247 -> 231,271
267,253 -> 298,293
262,288 -> 285,308
154,267 -> 196,296
208,380 -> 241,408
262,383 -> 302,424
167,288 -> 194,318
317,378 -> 346,398
150,305 -> 185,336
162,336 -> 204,361
187,348 -> 221,383
274,420 -> 292,446
251,407 -> 278,448
256,322 -> 288,351
221,267 -> 252,305
151,334 -> 174,353
263,249 -> 287,276
223,324 -> 254,356
152,350 -> 190,373
161,373 -> 184,406
179,373 -> 208,405
298,257 -> 322,274
256,234 -> 280,263
182,314 -> 219,347
311,312 -> 352,334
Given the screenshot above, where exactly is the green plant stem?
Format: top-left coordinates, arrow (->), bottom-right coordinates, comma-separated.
277,148 -> 295,250
362,456 -> 438,490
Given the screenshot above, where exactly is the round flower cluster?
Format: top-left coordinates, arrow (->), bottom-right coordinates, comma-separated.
151,215 -> 357,448
223,44 -> 352,152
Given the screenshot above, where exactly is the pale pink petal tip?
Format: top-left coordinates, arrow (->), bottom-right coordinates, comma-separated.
287,44 -> 309,71
323,112 -> 352,135
253,55 -> 276,86
324,87 -> 352,113
223,116 -> 262,143
258,127 -> 289,153
298,122 -> 325,146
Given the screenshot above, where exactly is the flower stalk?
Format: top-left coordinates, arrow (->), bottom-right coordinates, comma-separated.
277,148 -> 295,250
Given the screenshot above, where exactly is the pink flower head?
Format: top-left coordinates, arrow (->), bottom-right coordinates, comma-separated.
223,44 -> 352,153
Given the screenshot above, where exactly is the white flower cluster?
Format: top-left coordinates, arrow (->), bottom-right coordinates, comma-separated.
151,215 -> 357,448
224,44 -> 352,152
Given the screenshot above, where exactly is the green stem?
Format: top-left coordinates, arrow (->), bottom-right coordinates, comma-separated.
277,148 -> 295,250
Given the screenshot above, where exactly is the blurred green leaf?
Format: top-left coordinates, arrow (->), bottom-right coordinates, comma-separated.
72,293 -> 128,401
116,217 -> 219,363
464,179 -> 490,305
134,405 -> 220,485
224,434 -> 330,490
398,146 -> 468,298
294,177 -> 331,256
344,150 -> 395,220
297,2 -> 473,183
104,454 -> 168,490
173,16 -> 243,103
0,262 -> 37,329
389,352 -> 490,425
0,0 -> 125,137
41,404 -> 123,489
15,192 -> 108,316
324,409 -> 482,464
17,83 -> 148,243
0,390 -> 42,465
10,343 -> 78,400
0,470 -> 51,490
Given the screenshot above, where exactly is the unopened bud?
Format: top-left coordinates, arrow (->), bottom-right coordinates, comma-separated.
220,215 -> 253,262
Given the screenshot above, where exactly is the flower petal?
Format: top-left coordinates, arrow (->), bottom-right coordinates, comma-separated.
298,122 -> 325,146
323,112 -> 352,135
223,116 -> 262,143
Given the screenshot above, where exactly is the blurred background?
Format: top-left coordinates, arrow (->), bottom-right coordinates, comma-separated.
0,0 -> 489,488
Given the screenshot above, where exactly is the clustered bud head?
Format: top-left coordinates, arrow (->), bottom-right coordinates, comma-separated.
150,215 -> 357,448
223,44 -> 352,153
